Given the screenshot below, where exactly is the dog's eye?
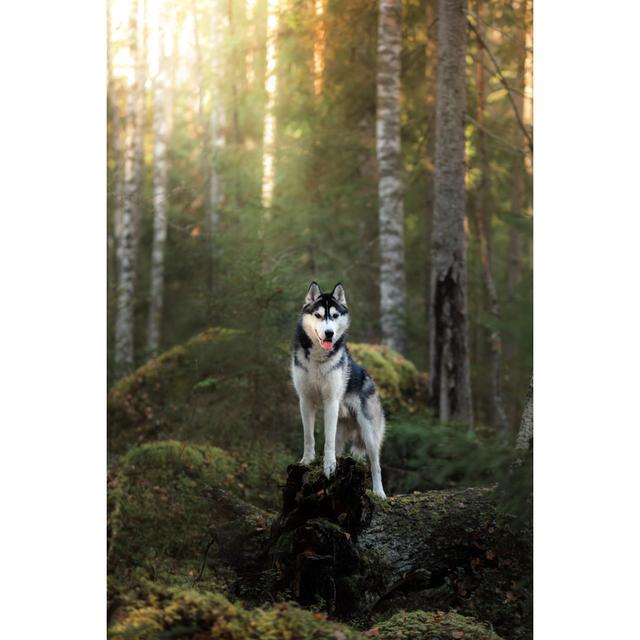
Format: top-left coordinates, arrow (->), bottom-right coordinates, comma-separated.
314,313 -> 321,319
332,314 -> 339,320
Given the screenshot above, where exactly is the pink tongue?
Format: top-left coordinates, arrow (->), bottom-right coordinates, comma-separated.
320,340 -> 333,351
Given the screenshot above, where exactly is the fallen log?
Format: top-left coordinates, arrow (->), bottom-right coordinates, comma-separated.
268,458 -> 532,640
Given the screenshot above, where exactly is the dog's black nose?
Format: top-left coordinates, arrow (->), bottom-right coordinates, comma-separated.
325,329 -> 334,340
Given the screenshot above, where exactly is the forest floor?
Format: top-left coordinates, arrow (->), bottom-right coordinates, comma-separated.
107,330 -> 532,640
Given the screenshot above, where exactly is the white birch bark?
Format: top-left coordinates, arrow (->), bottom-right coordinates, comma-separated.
147,0 -> 175,356
261,0 -> 279,214
376,0 -> 406,355
515,377 -> 533,450
428,0 -> 473,425
115,0 -> 144,378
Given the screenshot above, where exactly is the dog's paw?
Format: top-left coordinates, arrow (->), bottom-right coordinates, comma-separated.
323,455 -> 337,479
299,454 -> 315,466
373,487 -> 387,499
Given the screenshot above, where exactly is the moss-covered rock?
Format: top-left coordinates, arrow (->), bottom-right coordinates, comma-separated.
108,328 -> 296,454
108,330 -> 428,455
108,441 -> 274,595
375,610 -> 504,640
109,587 -> 366,640
349,343 -> 428,415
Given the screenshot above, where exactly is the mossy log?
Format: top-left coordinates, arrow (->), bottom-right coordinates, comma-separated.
269,459 -> 532,640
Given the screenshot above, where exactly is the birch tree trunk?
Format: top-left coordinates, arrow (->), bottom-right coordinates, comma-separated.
473,0 -> 509,435
261,0 -> 279,215
114,0 -> 144,379
376,0 -> 407,355
515,377 -> 533,450
428,0 -> 473,425
147,0 -> 175,357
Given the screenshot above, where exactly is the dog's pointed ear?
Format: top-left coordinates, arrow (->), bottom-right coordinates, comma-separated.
305,281 -> 322,305
332,283 -> 347,306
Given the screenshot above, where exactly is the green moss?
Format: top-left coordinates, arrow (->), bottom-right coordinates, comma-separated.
108,331 -> 428,455
109,441 -> 250,587
109,587 -> 366,640
108,328 -> 240,451
349,343 -> 428,415
375,610 -> 503,640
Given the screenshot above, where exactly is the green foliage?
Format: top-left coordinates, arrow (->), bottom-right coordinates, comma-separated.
109,586 -> 365,640
383,416 -> 533,524
376,610 -> 504,640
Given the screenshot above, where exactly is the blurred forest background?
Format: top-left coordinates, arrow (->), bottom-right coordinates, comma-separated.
107,0 -> 532,432
107,1 -> 533,637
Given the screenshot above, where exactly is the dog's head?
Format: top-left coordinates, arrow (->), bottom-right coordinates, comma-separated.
301,282 -> 350,351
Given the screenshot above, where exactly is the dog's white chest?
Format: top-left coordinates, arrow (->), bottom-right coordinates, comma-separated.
292,350 -> 345,405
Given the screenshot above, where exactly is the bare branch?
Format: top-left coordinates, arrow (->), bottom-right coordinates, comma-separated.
468,19 -> 533,154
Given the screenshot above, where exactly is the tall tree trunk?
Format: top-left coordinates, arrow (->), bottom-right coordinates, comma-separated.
312,0 -> 327,96
227,0 -> 241,147
473,0 -> 509,435
191,0 -> 225,296
107,0 -> 123,244
261,0 -> 279,215
428,0 -> 473,425
424,0 -> 437,367
114,0 -> 145,379
209,0 -> 226,244
147,0 -> 175,357
506,0 -> 528,300
245,0 -> 257,87
377,0 -> 407,355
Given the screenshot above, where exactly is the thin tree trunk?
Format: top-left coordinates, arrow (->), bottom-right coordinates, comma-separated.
227,0 -> 241,147
377,0 -> 407,355
507,0 -> 528,300
312,0 -> 327,96
107,0 -> 123,243
209,0 -> 226,242
515,376 -> 533,450
424,0 -> 437,367
261,0 -> 279,215
428,0 -> 473,425
147,0 -> 175,357
245,0 -> 257,87
191,0 -> 218,299
114,0 -> 144,379
473,0 -> 509,435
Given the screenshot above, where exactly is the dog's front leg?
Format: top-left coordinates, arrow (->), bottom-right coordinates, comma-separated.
323,397 -> 339,478
299,396 -> 316,465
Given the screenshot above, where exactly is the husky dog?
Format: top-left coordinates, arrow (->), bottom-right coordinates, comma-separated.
291,281 -> 386,498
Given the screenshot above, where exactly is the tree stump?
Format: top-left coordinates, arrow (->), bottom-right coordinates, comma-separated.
268,458 -> 532,640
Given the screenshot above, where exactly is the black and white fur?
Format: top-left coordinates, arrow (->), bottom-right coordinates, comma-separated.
291,282 -> 386,498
